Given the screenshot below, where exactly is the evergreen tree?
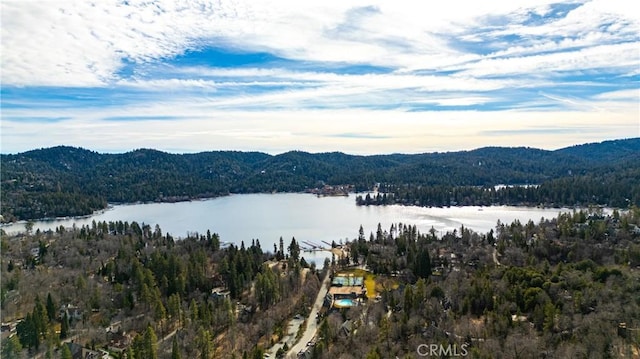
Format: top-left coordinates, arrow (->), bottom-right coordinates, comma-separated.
278,237 -> 285,260
45,293 -> 56,322
190,299 -> 199,323
60,313 -> 69,340
61,344 -> 72,359
171,337 -> 181,359
32,295 -> 48,337
132,333 -> 145,359
288,237 -> 300,262
403,285 -> 414,313
126,346 -> 135,359
144,325 -> 158,359
168,293 -> 182,325
413,247 -> 431,279
18,312 -> 40,349
197,327 -> 213,359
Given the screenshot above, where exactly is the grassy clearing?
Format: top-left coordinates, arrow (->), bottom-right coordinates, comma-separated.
364,277 -> 377,299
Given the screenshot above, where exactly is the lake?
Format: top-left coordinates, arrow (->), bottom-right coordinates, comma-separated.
1,193 -> 571,267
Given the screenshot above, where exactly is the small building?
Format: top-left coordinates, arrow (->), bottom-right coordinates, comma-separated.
211,287 -> 231,300
107,330 -> 132,354
65,342 -> 110,359
60,304 -> 83,321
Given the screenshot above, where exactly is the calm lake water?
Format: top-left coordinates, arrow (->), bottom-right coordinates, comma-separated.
2,193 -> 570,267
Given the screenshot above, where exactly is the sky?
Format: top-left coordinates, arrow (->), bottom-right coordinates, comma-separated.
1,0 -> 639,155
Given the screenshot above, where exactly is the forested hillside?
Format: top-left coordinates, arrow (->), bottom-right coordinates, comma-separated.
1,220 -> 320,359
1,138 -> 639,222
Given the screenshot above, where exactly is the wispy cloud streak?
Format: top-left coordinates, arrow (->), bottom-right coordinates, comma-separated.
1,0 -> 638,154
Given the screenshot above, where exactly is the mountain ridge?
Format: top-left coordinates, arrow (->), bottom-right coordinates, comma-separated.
2,138 -> 639,222
10,136 -> 639,157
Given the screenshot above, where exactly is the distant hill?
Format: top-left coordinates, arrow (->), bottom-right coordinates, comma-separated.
555,138 -> 640,162
1,138 -> 639,222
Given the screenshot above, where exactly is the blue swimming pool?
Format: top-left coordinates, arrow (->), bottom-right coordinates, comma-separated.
334,299 -> 356,308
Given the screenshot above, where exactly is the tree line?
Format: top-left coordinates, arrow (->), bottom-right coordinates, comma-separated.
357,165 -> 640,208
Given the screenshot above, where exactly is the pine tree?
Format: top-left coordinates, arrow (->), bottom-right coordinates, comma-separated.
413,247 -> 431,279
126,346 -> 135,359
60,344 -> 72,359
17,312 -> 39,349
288,237 -> 300,262
171,337 -> 181,359
190,299 -> 200,323
278,237 -> 285,260
46,293 -> 56,322
132,333 -> 145,359
60,313 -> 70,339
403,285 -> 414,313
33,295 -> 48,337
144,325 -> 158,359
197,327 -> 213,359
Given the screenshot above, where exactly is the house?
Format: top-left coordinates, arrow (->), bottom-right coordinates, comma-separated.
60,304 -> 83,321
107,330 -> 132,354
30,247 -> 40,260
65,342 -> 110,359
210,287 -> 231,300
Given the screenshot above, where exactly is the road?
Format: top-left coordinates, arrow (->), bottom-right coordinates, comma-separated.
286,268 -> 332,358
265,317 -> 304,357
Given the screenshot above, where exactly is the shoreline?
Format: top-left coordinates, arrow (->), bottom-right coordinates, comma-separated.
1,191 -> 620,227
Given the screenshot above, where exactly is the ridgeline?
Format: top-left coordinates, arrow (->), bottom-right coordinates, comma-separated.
2,138 -> 639,222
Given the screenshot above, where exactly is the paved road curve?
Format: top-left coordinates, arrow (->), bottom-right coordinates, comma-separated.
286,268 -> 332,358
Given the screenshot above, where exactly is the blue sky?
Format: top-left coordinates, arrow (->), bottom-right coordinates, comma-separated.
1,0 -> 638,154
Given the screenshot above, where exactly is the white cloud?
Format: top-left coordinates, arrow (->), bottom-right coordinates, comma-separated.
184,66 -> 520,90
593,89 -> 640,101
2,92 -> 638,154
2,0 -> 638,86
454,42 -> 638,77
1,0 -> 220,86
1,0 -> 638,154
117,78 -> 218,90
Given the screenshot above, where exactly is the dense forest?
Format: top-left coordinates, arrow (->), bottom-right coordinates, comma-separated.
1,221 -> 319,359
312,207 -> 640,358
1,138 -> 639,222
2,208 -> 639,358
356,166 -> 640,208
